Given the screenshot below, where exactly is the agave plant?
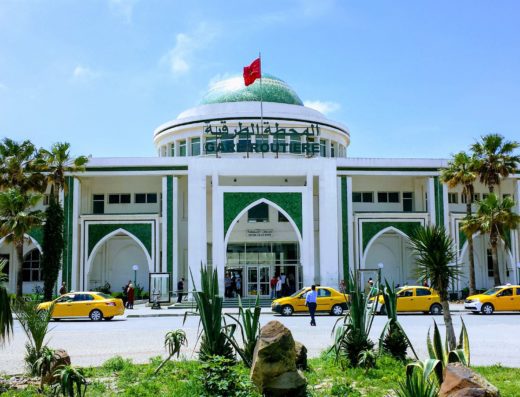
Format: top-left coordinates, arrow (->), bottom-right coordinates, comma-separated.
33,345 -> 57,388
154,329 -> 188,374
332,272 -> 375,367
51,365 -> 88,397
184,264 -> 234,361
395,367 -> 439,397
0,260 -> 13,345
13,299 -> 54,374
358,349 -> 376,374
224,295 -> 261,367
379,280 -> 418,361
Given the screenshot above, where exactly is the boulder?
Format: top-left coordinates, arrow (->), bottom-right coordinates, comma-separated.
250,321 -> 307,396
42,349 -> 71,385
294,341 -> 307,370
439,363 -> 500,397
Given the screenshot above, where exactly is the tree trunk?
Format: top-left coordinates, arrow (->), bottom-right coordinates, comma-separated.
490,232 -> 501,286
15,241 -> 24,298
465,200 -> 476,296
441,299 -> 456,350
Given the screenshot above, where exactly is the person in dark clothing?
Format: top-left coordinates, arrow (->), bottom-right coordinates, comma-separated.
305,285 -> 318,326
177,278 -> 185,303
59,282 -> 67,295
127,283 -> 135,309
122,280 -> 131,308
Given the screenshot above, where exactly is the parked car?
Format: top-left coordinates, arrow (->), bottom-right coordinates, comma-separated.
271,286 -> 349,316
38,291 -> 125,321
371,286 -> 443,315
465,285 -> 520,315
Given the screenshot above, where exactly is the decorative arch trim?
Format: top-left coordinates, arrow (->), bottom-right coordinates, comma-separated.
362,221 -> 421,253
0,234 -> 43,253
223,192 -> 302,236
87,223 -> 152,257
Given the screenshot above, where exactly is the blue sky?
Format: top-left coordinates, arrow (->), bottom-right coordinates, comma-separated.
1,1 -> 519,158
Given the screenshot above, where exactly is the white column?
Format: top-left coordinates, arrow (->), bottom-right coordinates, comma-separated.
212,173 -> 225,295
172,176 -> 179,279
336,177 -> 343,280
346,176 -> 354,275
187,171 -> 206,293
71,178 -> 80,291
319,165 -> 339,287
302,173 -> 315,286
427,177 -> 436,226
443,182 -> 450,231
161,176 -> 168,273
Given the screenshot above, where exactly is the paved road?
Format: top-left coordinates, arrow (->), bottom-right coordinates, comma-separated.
1,311 -> 519,374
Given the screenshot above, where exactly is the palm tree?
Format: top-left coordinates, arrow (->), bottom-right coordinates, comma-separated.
0,138 -> 46,194
471,133 -> 519,193
40,142 -> 88,200
476,194 -> 520,286
0,189 -> 45,297
0,259 -> 13,345
441,151 -> 478,295
409,225 -> 459,350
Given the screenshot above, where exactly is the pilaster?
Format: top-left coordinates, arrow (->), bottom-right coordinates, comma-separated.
302,173 -> 315,286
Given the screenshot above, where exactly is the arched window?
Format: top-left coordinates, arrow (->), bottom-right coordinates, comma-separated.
23,249 -> 42,282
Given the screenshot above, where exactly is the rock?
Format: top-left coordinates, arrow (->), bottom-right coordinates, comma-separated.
294,341 -> 308,370
439,363 -> 500,397
250,321 -> 307,396
42,349 -> 71,385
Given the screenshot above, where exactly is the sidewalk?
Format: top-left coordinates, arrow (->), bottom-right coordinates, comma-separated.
124,303 -> 468,318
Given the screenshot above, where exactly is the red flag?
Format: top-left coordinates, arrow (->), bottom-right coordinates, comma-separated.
243,58 -> 261,86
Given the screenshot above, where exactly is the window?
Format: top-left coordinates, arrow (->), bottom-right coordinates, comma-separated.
416,288 -> 431,296
352,192 -> 374,203
448,193 -> 458,204
487,249 -> 493,277
191,138 -> 201,156
43,194 -> 50,206
516,288 -> 520,296
499,288 -> 513,297
93,194 -> 105,214
170,143 -> 175,157
482,193 -> 489,200
403,192 -> 413,212
320,139 -> 326,157
378,192 -> 400,203
22,249 -> 41,282
161,146 -> 167,157
473,193 -> 481,202
108,194 -> 131,204
0,254 -> 9,280
278,211 -> 289,222
398,289 -> 413,297
135,193 -> 158,204
317,288 -> 332,297
330,143 -> 336,158
73,293 -> 94,302
179,140 -> 187,156
248,203 -> 269,223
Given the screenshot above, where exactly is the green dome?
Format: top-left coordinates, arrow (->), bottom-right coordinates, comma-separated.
200,74 -> 303,106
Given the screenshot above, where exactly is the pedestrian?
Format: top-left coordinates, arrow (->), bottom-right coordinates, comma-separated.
339,279 -> 346,294
306,285 -> 318,326
224,273 -> 232,298
422,279 -> 429,288
280,273 -> 287,296
122,280 -> 130,307
275,276 -> 283,298
59,282 -> 67,295
270,275 -> 278,299
177,278 -> 184,303
127,283 -> 135,309
235,275 -> 242,297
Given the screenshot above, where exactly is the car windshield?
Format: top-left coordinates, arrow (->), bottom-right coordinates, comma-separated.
482,287 -> 501,296
290,288 -> 308,298
95,292 -> 111,299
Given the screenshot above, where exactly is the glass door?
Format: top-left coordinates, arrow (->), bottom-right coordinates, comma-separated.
259,266 -> 270,297
247,267 -> 259,297
247,266 -> 271,298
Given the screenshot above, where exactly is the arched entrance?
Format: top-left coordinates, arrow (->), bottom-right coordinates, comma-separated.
459,233 -> 514,290
86,229 -> 153,293
224,199 -> 302,299
363,227 -> 415,286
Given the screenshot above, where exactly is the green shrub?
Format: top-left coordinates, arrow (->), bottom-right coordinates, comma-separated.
51,365 -> 88,397
102,356 -> 132,372
330,383 -> 361,396
382,323 -> 409,361
110,292 -> 123,299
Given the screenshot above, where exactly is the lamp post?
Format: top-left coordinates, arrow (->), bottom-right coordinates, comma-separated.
132,265 -> 139,285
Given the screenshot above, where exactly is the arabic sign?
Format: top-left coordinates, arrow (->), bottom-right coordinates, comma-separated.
247,229 -> 273,238
203,121 -> 321,154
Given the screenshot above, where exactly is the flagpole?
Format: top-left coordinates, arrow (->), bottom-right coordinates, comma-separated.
259,52 -> 264,158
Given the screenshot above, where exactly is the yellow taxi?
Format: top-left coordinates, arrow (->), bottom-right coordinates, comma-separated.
38,292 -> 125,321
271,286 -> 349,316
465,285 -> 520,315
372,286 -> 442,315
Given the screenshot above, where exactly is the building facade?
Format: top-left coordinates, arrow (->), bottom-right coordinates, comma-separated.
2,74 -> 520,296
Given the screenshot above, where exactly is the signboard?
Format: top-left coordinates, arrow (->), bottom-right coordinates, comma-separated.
149,273 -> 171,304
247,229 -> 273,238
203,121 -> 321,154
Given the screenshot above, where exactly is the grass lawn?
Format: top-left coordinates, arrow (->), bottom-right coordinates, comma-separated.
2,353 -> 520,396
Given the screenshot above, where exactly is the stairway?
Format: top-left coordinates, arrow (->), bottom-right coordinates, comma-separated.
168,297 -> 273,310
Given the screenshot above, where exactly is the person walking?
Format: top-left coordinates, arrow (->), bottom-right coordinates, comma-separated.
59,282 -> 67,295
339,279 -> 346,294
306,285 -> 318,326
224,273 -> 232,298
235,275 -> 242,297
270,275 -> 278,299
127,283 -> 135,309
275,276 -> 283,298
177,278 -> 184,303
122,280 -> 131,308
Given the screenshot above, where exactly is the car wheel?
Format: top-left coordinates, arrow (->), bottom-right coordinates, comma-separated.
481,303 -> 494,315
104,316 -> 114,321
379,304 -> 387,315
430,303 -> 443,315
331,304 -> 344,316
89,309 -> 103,321
281,305 -> 294,316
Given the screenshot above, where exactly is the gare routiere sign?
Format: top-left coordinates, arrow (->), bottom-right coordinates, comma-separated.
203,121 -> 321,154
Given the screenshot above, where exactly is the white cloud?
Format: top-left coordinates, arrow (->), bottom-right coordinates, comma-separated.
163,24 -> 218,77
72,65 -> 98,81
304,100 -> 340,115
108,0 -> 138,24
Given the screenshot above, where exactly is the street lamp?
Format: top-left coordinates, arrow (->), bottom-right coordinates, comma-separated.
132,264 -> 139,285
